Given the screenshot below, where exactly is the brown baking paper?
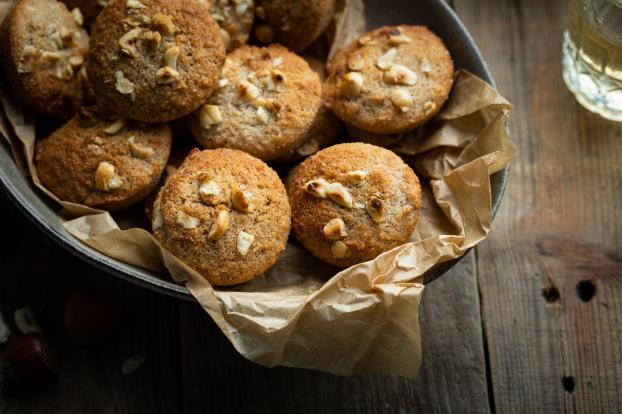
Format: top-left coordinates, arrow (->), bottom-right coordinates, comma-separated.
0,0 -> 516,380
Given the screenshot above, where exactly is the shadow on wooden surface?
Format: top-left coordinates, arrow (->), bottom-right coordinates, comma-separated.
0,192 -> 490,413
454,0 -> 622,412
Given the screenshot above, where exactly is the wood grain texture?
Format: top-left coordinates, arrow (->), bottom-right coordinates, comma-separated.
178,253 -> 489,414
453,0 -> 622,412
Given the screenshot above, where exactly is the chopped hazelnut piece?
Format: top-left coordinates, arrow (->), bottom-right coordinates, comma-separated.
152,13 -> 175,35
384,64 -> 417,86
238,80 -> 260,102
232,188 -> 252,212
126,0 -> 145,9
115,70 -> 135,95
198,177 -> 222,205
256,107 -> 270,124
421,58 -> 432,73
347,170 -> 368,185
366,196 -> 385,222
331,241 -> 349,258
347,52 -> 365,71
199,105 -> 222,129
176,211 -> 200,229
323,218 -> 347,240
376,48 -> 397,70
235,3 -> 248,16
387,28 -> 412,45
390,88 -> 413,112
156,66 -> 180,84
142,30 -> 162,45
326,182 -> 353,209
37,51 -> 62,69
424,100 -> 437,113
94,161 -> 123,191
237,231 -> 255,256
163,45 -> 180,70
119,28 -> 142,58
103,118 -> 125,135
18,45 -> 38,73
358,35 -> 376,46
303,178 -> 330,198
208,209 -> 230,241
71,8 -> 83,26
128,137 -> 155,158
341,72 -> 364,97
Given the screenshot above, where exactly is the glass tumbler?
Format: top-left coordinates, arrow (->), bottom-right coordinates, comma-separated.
562,0 -> 622,121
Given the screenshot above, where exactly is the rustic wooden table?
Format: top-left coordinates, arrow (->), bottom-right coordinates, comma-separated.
1,0 -> 621,412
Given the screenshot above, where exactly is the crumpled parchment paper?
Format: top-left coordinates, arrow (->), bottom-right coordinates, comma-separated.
0,0 -> 516,379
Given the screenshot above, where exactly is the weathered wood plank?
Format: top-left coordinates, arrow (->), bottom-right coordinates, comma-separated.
454,0 -> 622,412
178,252 -> 490,413
0,195 -> 182,414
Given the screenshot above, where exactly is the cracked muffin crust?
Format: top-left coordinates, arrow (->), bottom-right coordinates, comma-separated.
188,44 -> 322,161
288,142 -> 421,267
324,25 -> 454,134
253,0 -> 336,51
152,148 -> 291,286
35,106 -> 172,211
0,0 -> 89,119
87,0 -> 226,122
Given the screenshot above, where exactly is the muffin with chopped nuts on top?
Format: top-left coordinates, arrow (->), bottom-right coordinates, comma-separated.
0,0 -> 89,119
152,148 -> 291,286
87,0 -> 226,123
35,106 -> 172,211
324,25 -> 454,135
288,142 -> 421,268
188,44 -> 322,161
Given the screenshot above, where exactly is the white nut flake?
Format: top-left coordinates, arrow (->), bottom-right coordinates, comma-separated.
176,210 -> 201,229
237,231 -> 255,256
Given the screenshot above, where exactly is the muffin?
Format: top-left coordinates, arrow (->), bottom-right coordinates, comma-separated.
254,0 -> 336,51
153,148 -> 291,286
274,56 -> 343,163
324,25 -> 454,134
0,0 -> 89,119
60,0 -> 106,27
188,44 -> 322,161
204,0 -> 254,51
87,0 -> 226,123
35,106 -> 172,211
288,142 -> 421,267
